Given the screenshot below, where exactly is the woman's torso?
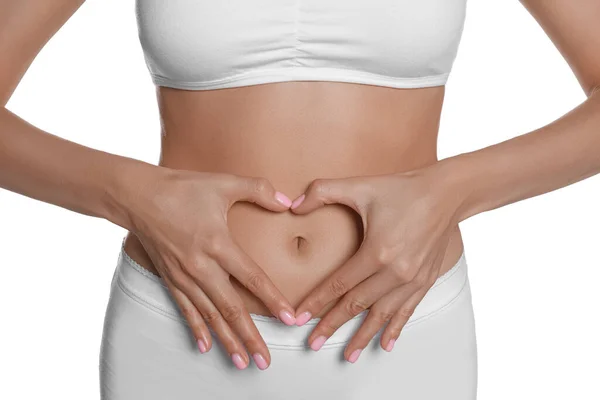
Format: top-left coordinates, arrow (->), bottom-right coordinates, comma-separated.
125,0 -> 468,317
123,81 -> 466,317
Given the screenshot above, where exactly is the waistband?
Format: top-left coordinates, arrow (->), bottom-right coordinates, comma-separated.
113,238 -> 469,350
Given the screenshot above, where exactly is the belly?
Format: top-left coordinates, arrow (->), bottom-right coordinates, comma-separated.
124,80 -> 464,317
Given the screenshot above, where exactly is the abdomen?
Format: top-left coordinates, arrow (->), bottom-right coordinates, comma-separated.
127,80 -> 462,316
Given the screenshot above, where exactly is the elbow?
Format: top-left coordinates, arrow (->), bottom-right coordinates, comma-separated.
0,89 -> 11,109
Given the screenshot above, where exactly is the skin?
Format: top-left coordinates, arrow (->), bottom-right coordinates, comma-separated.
289,0 -> 600,362
0,0 -> 598,377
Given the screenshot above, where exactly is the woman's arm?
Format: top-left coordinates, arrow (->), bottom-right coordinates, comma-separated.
439,0 -> 600,224
1,1 -> 85,105
1,0 -> 298,370
0,105 -> 153,230
0,0 -> 139,229
284,0 -> 600,361
442,85 -> 600,224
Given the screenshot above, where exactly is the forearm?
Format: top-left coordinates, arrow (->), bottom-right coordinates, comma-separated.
0,106 -> 160,230
437,89 -> 600,223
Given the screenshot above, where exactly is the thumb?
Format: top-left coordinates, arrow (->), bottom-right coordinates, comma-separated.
234,177 -> 292,212
290,177 -> 367,215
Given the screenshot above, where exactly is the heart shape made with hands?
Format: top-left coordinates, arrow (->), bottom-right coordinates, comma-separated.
229,182 -> 364,314
230,169 -> 456,363
266,172 -> 457,345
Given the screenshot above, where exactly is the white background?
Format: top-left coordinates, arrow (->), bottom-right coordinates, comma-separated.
1,0 -> 598,399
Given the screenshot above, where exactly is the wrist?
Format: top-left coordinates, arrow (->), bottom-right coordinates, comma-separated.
423,154 -> 482,224
103,157 -> 170,232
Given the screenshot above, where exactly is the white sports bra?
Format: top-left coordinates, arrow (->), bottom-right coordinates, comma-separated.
135,0 -> 468,90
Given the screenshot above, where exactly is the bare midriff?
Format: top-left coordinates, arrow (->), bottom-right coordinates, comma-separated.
123,80 -> 465,318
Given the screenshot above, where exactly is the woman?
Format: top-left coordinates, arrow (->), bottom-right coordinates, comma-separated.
1,0 -> 599,399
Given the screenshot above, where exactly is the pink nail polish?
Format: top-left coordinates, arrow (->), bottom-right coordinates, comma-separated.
347,349 -> 362,363
252,353 -> 269,370
231,353 -> 247,369
310,335 -> 327,351
295,311 -> 312,326
385,339 -> 396,352
275,192 -> 292,207
197,339 -> 208,353
291,194 -> 305,209
279,310 -> 296,325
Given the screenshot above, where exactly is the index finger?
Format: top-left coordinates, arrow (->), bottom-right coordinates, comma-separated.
294,243 -> 376,326
210,237 -> 297,326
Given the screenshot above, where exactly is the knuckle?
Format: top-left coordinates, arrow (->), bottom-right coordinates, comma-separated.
252,177 -> 270,194
399,307 -> 415,318
187,258 -> 209,277
304,292 -> 325,313
245,271 -> 265,293
304,296 -> 324,313
345,297 -> 369,317
391,266 -> 410,283
203,310 -> 222,324
373,245 -> 396,266
386,328 -> 401,339
414,252 -> 429,269
204,233 -> 227,256
180,305 -> 196,321
328,277 -> 347,298
309,179 -> 328,196
373,310 -> 395,324
316,322 -> 336,337
221,305 -> 242,323
242,337 -> 263,352
179,252 -> 208,278
391,259 -> 417,283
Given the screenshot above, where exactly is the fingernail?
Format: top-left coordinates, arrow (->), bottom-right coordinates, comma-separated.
279,310 -> 296,325
252,353 -> 269,370
385,339 -> 396,352
291,194 -> 305,209
275,191 -> 292,207
295,311 -> 312,326
347,349 -> 362,363
232,353 -> 247,369
310,335 -> 327,351
197,339 -> 208,353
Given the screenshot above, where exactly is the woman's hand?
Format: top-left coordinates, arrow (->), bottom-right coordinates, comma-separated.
126,166 -> 296,370
289,164 -> 461,363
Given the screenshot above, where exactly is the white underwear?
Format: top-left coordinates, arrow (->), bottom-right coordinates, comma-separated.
100,239 -> 478,399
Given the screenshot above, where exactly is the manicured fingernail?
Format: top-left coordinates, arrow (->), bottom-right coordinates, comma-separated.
252,353 -> 269,370
279,310 -> 296,325
197,339 -> 208,353
347,349 -> 362,363
295,311 -> 312,326
385,339 -> 396,352
275,191 -> 292,207
310,335 -> 327,351
232,353 -> 247,369
291,194 -> 305,209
